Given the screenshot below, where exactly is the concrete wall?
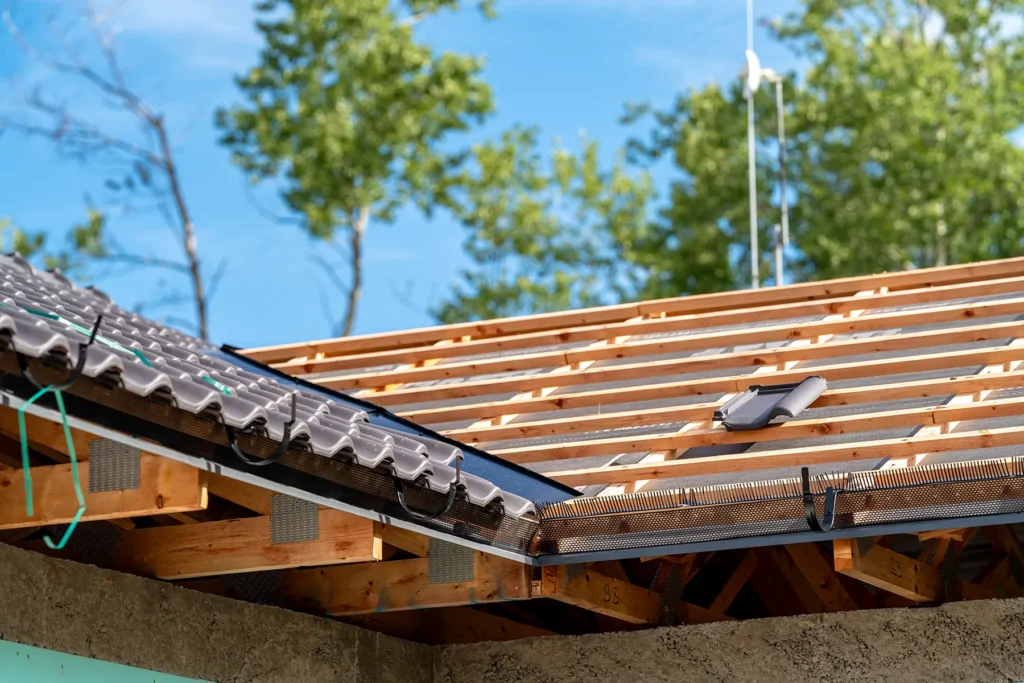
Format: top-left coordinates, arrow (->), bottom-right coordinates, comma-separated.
0,543 -> 432,683
437,599 -> 1024,683
8,539 -> 1024,683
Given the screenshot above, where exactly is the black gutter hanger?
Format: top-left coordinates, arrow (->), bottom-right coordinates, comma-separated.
714,376 -> 828,431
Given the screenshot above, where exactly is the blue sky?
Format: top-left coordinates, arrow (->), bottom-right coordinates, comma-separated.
0,0 -> 800,348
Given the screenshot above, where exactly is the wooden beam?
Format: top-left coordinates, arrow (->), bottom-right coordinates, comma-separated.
750,547 -> 822,616
378,523 -> 430,557
244,257 -> 1024,364
206,473 -> 273,515
0,455 -> 207,529
783,543 -> 858,612
343,318 -> 1024,401
916,528 -> 970,542
547,424 -> 1024,486
115,508 -> 380,579
404,344 -> 1024,425
538,564 -> 663,625
492,394 -> 1024,464
444,368 -> 1024,443
709,551 -> 758,614
834,538 -> 941,602
278,552 -> 532,616
329,298 -> 1024,391
285,290 -> 1024,378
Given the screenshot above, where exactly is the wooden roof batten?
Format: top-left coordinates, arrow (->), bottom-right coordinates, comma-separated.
241,255 -> 1024,494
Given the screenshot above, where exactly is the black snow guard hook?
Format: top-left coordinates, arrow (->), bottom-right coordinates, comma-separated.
18,314 -> 103,392
801,466 -> 839,532
395,451 -> 463,521
226,391 -> 298,468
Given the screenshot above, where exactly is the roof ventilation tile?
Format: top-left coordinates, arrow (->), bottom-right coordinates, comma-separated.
714,375 -> 827,431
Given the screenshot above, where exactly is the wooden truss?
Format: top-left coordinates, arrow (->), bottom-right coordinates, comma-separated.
239,256 -> 1024,494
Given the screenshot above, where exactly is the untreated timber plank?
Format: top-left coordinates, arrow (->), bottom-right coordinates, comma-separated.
330,298 -> 1024,390
490,395 -> 1024,463
245,256 -> 1024,364
784,543 -> 858,612
0,455 -> 207,529
277,291 -> 1024,376
206,473 -> 274,515
341,318 -> 1024,398
445,369 -> 1024,443
404,344 -> 1024,424
278,552 -> 532,616
116,508 -> 380,579
546,424 -> 1024,486
834,538 -> 941,602
538,564 -> 663,625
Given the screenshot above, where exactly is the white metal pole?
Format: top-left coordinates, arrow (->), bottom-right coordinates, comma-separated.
746,0 -> 759,288
775,79 -> 789,247
774,224 -> 784,286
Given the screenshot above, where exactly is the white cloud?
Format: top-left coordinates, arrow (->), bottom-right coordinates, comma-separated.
116,0 -> 259,45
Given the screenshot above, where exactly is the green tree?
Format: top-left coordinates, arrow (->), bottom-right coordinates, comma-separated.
217,0 -> 494,336
442,0 -> 1024,320
435,127 -> 655,322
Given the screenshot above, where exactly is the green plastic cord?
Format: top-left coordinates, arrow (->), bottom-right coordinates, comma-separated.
17,387 -> 86,550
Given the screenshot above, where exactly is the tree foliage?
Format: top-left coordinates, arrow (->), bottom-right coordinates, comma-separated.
218,0 -> 495,336
441,0 -> 1024,321
435,127 -> 655,322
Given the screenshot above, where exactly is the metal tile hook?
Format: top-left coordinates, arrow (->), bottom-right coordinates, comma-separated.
395,452 -> 463,521
17,314 -> 103,392
802,466 -> 838,532
225,391 -> 298,467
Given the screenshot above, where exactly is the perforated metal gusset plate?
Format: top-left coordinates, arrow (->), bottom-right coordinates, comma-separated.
659,564 -> 684,625
428,538 -> 474,584
87,439 -> 140,493
270,495 -> 319,545
565,562 -> 586,583
225,570 -> 283,604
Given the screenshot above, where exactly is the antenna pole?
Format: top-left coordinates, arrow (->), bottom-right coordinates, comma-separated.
775,79 -> 789,247
746,0 -> 759,288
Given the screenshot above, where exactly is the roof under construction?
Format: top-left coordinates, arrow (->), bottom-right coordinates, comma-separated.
244,255 -> 1024,562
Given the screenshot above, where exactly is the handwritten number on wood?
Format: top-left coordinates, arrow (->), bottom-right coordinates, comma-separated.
603,583 -> 620,604
889,556 -> 903,578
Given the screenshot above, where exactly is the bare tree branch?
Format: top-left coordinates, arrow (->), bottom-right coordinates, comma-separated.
0,1 -> 212,340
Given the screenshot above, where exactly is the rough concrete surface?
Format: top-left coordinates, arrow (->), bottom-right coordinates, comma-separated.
0,543 -> 432,683
437,600 -> 1024,683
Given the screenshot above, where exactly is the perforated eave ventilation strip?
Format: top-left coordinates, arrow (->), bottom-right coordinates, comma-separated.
11,368 -> 1024,568
531,457 -> 1024,564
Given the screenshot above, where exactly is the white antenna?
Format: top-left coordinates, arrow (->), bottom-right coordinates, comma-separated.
742,0 -> 791,288
745,0 -> 759,288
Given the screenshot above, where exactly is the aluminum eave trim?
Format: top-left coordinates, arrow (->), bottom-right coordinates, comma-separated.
0,390 -> 539,566
533,510 -> 1024,565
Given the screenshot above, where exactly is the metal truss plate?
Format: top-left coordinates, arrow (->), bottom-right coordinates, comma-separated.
429,538 -> 474,584
88,439 -> 140,493
565,563 -> 586,584
270,495 -> 319,545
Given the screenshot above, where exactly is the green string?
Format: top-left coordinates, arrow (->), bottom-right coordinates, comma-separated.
201,375 -> 232,395
17,387 -> 86,550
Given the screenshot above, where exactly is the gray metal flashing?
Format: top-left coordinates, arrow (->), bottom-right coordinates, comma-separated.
1,390 -> 539,565
532,510 -> 1024,566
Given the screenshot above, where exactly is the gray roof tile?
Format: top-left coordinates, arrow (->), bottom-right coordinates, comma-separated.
0,254 -> 536,520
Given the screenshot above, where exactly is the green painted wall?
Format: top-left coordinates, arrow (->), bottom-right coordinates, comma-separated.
0,640 -> 210,682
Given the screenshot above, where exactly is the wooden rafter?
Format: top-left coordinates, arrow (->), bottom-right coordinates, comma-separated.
277,551 -> 532,616
341,319 -> 1024,403
403,343 -> 1024,425
546,423 -> 1024,486
320,296 -> 1024,391
489,394 -> 1024,463
0,455 -> 207,529
115,508 -> 380,579
244,256 -> 1024,364
834,538 -> 941,602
